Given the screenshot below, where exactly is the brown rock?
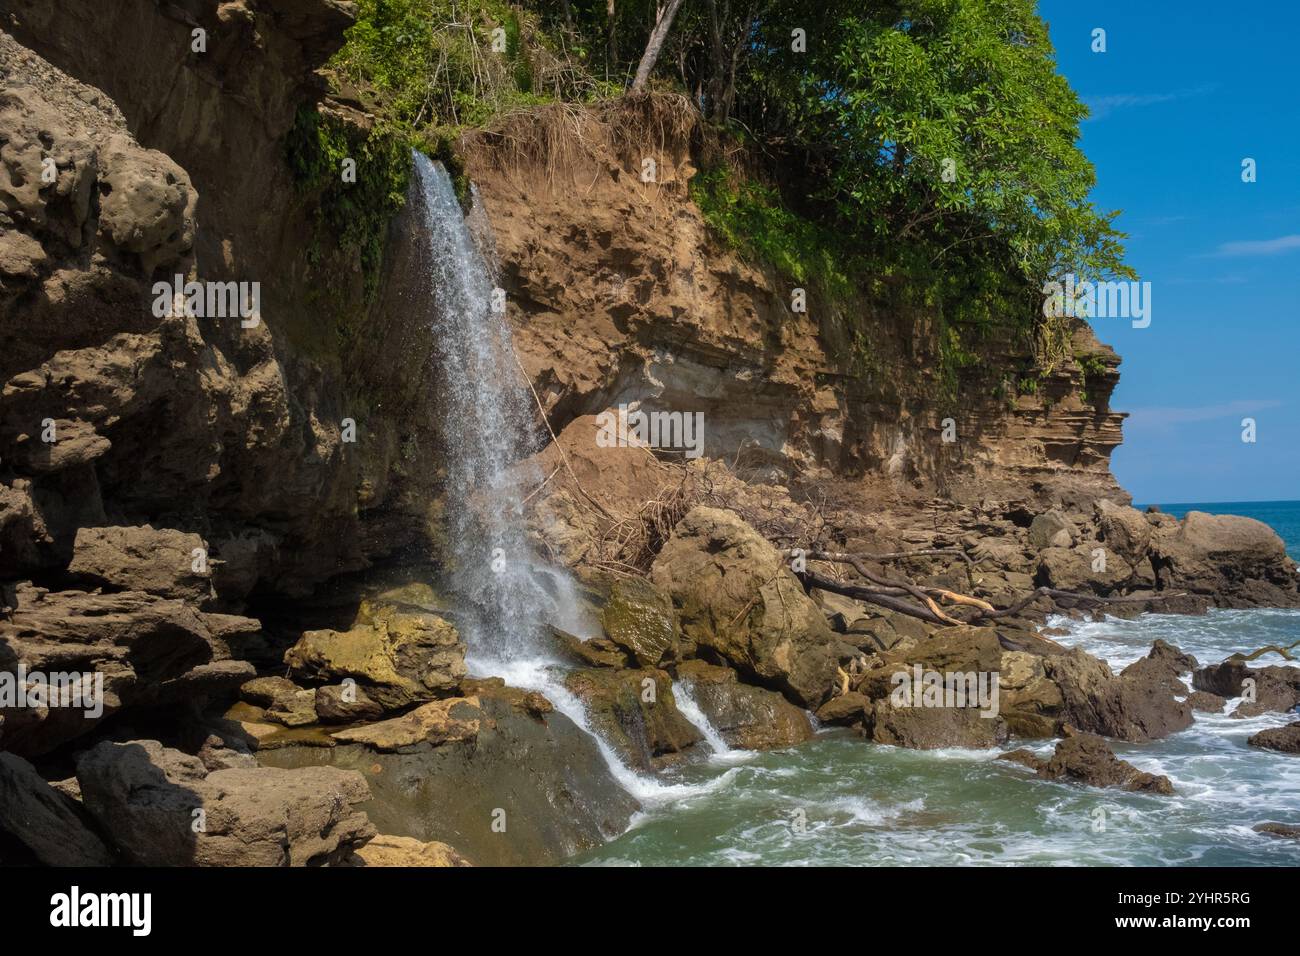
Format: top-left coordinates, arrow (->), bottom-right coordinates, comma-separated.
75,739 -> 375,865
0,752 -> 115,865
1248,723 -> 1300,755
343,833 -> 472,867
331,698 -> 483,753
563,668 -> 702,769
650,507 -> 838,709
1042,647 -> 1192,742
66,525 -> 214,602
1184,691 -> 1226,713
285,602 -> 467,711
314,683 -> 385,723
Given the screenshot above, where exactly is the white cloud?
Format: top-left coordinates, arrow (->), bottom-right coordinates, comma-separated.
1126,399 -> 1282,428
1210,235 -> 1300,258
1082,84 -> 1215,120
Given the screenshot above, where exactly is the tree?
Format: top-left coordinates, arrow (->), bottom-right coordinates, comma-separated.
631,0 -> 687,91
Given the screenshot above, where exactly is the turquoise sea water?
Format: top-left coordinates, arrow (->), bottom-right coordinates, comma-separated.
1149,500 -> 1300,554
564,504 -> 1300,866
574,609 -> 1300,866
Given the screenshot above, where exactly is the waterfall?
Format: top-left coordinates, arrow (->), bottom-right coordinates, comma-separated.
412,151 -> 564,664
412,152 -> 737,803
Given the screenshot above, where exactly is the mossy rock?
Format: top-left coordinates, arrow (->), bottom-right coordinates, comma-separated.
599,577 -> 678,667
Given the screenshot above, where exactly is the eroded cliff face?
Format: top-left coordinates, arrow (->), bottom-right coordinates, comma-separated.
0,0 -> 446,601
463,100 -> 1127,506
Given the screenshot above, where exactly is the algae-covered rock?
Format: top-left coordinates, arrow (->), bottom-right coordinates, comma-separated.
284,601 -> 466,710
601,576 -> 678,666
257,684 -> 639,866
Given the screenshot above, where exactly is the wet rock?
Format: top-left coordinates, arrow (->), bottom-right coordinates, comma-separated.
343,834 -> 472,867
650,507 -> 838,710
1041,647 -> 1192,742
1184,691 -> 1226,713
257,684 -> 639,866
0,752 -> 115,866
564,668 -> 702,769
865,698 -> 1008,750
1253,822 -> 1300,840
1000,732 -> 1175,794
284,601 -> 467,711
1194,659 -> 1300,718
675,659 -> 813,749
76,739 -> 375,865
1247,723 -> 1300,755
547,625 -> 630,669
600,576 -> 678,666
815,691 -> 871,726
845,627 -> 1009,748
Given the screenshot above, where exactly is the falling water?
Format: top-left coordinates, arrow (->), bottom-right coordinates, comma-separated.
412,152 -> 729,801
413,151 -> 560,663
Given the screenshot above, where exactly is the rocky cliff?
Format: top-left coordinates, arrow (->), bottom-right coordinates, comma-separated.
464,99 -> 1126,503
1,1 -> 1297,869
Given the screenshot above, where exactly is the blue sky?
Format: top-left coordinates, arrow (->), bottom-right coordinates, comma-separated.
1039,0 -> 1299,503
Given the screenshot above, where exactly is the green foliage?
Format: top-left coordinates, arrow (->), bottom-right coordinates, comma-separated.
285,107 -> 412,301
329,0 -> 602,133
744,0 -> 1133,287
689,167 -> 852,301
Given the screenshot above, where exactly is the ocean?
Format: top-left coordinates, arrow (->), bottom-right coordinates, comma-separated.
574,502 -> 1300,867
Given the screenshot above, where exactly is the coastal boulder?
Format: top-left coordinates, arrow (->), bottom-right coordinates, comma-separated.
1041,647 -> 1192,742
1095,499 -> 1153,567
650,507 -> 838,709
1000,731 -> 1174,794
1248,723 -> 1300,755
257,683 -> 640,866
1193,659 -> 1300,717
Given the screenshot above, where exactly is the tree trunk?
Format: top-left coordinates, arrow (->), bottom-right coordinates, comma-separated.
606,0 -> 617,74
631,0 -> 687,92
